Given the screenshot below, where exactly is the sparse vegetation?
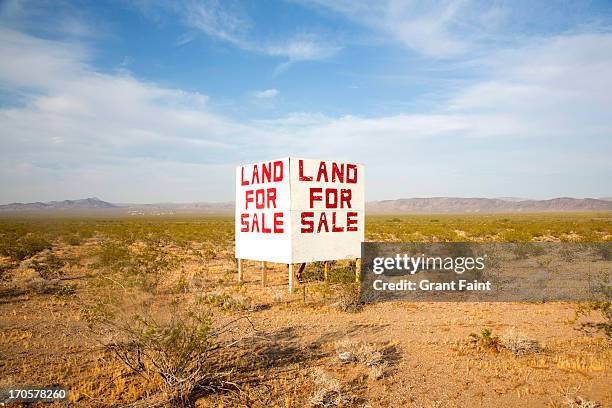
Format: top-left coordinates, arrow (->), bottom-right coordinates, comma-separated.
308,368 -> 349,408
0,213 -> 610,407
574,301 -> 612,337
469,328 -> 502,352
31,253 -> 65,279
102,306 -> 236,406
500,330 -> 541,356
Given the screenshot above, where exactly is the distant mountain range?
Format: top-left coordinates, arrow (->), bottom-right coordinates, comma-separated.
0,197 -> 233,213
1,196 -> 611,214
365,197 -> 612,213
0,197 -> 117,211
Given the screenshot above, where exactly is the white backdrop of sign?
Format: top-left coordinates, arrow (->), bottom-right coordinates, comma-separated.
235,157 -> 365,263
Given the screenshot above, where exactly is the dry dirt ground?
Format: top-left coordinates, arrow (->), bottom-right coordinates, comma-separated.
0,223 -> 610,407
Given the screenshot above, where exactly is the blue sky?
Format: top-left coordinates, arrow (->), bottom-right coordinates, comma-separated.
0,0 -> 611,203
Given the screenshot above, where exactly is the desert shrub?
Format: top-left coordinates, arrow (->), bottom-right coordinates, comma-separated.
104,307 -> 236,406
0,234 -> 52,260
197,291 -> 252,311
573,301 -> 611,338
300,261 -> 329,282
93,240 -> 178,291
336,340 -> 387,380
512,243 -> 545,259
31,253 -> 65,279
500,330 -> 540,356
308,368 -> 349,408
334,283 -> 362,313
201,247 -> 216,260
329,261 -> 356,284
469,328 -> 502,352
559,247 -> 577,262
502,230 -> 533,243
563,396 -> 602,408
79,302 -> 116,329
62,233 -> 83,246
0,262 -> 16,281
588,243 -> 612,261
94,240 -> 131,270
55,283 -> 77,299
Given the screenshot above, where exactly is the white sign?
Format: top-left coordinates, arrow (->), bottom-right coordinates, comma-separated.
235,157 -> 365,264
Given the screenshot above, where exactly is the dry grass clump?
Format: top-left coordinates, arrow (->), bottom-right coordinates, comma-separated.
500,330 -> 541,356
335,340 -> 387,380
563,396 -> 602,408
197,289 -> 254,311
308,367 -> 349,408
470,328 -> 541,356
334,283 -> 363,313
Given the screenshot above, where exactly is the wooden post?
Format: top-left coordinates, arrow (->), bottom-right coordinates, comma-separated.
237,258 -> 243,282
288,263 -> 294,293
261,261 -> 267,286
324,261 -> 329,282
355,258 -> 361,283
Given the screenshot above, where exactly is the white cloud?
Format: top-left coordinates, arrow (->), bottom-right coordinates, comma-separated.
253,89 -> 279,99
0,28 -> 610,202
299,0 -> 506,57
137,0 -> 340,73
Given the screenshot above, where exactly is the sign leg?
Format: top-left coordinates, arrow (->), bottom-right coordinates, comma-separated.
238,259 -> 243,282
355,258 -> 361,283
261,261 -> 267,286
324,261 -> 329,282
288,263 -> 293,293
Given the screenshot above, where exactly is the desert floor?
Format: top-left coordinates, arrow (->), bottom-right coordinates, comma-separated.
0,214 -> 610,407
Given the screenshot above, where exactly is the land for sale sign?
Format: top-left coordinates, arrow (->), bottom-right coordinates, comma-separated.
235,157 -> 365,263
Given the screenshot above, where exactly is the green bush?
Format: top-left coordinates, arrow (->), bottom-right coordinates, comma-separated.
0,234 -> 52,261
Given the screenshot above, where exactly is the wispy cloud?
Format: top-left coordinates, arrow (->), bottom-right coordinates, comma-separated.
136,0 -> 340,73
299,0 -> 507,57
0,0 -> 105,39
254,88 -> 279,98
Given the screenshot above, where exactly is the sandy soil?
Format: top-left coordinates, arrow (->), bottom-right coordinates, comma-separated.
0,244 -> 610,408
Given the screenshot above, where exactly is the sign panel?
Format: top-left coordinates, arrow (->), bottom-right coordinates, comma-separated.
235,158 -> 291,263
235,157 -> 365,263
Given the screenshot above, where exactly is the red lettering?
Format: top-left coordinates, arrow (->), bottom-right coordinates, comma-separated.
240,212 -> 285,233
268,188 -> 277,208
331,163 -> 344,182
297,211 -> 360,234
240,213 -> 249,232
317,212 -> 329,233
347,211 -> 358,231
273,160 -> 283,182
251,165 -> 260,184
299,159 -> 312,181
261,214 -> 271,233
346,164 -> 357,183
316,161 -> 329,182
340,189 -> 352,209
331,212 -> 343,232
301,211 -> 314,233
252,213 -> 260,232
241,167 -> 249,186
325,189 -> 338,208
262,162 -> 272,183
274,212 -> 284,233
245,190 -> 254,210
309,187 -> 322,208
256,189 -> 265,209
